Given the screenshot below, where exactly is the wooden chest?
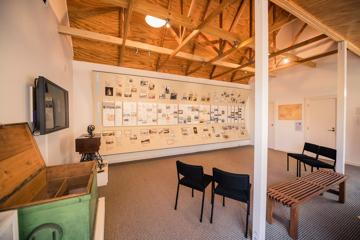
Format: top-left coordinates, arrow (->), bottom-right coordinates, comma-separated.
0,123 -> 98,240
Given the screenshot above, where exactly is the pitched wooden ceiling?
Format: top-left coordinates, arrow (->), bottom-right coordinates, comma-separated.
64,0 -> 356,84
271,0 -> 360,56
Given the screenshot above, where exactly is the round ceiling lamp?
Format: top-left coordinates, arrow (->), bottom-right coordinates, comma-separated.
282,58 -> 290,64
145,15 -> 167,28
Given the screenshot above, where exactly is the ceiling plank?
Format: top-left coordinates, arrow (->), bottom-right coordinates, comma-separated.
119,0 -> 134,65
270,0 -> 360,56
58,25 -> 252,72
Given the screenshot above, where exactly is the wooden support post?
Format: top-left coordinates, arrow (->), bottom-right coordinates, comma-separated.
253,0 -> 269,239
336,41 -> 347,174
289,206 -> 299,239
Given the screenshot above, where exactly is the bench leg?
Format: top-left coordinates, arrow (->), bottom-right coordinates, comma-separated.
289,206 -> 299,240
339,181 -> 346,203
266,198 -> 274,224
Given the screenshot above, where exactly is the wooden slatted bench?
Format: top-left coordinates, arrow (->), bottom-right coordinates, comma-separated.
267,169 -> 347,239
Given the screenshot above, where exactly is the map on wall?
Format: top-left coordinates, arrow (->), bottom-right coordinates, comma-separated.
94,71 -> 251,155
278,104 -> 302,120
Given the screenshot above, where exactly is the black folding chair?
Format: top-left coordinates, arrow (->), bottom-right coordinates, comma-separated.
287,142 -> 319,176
300,146 -> 336,173
210,168 -> 251,238
174,160 -> 212,222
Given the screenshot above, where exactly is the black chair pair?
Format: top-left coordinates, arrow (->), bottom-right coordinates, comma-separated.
174,161 -> 251,238
287,143 -> 337,177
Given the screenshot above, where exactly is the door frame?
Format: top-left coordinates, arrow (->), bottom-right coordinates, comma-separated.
304,95 -> 337,145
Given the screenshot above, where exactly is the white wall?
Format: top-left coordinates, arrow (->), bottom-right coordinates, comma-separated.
0,0 -> 74,166
72,60 -> 251,163
269,52 -> 360,166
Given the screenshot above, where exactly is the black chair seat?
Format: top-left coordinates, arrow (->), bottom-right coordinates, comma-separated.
301,158 -> 334,169
180,174 -> 212,191
214,185 -> 249,203
288,153 -> 317,162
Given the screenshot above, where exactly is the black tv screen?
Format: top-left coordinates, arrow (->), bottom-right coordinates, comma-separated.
35,76 -> 69,135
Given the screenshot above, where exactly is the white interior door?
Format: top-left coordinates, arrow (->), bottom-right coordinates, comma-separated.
305,98 -> 336,148
268,102 -> 275,149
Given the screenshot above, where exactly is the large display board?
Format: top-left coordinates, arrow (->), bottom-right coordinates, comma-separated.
93,71 -> 251,155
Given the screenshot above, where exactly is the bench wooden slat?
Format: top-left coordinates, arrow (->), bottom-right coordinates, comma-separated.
268,170 -> 347,207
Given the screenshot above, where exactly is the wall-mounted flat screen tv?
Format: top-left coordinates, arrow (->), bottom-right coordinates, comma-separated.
34,76 -> 69,135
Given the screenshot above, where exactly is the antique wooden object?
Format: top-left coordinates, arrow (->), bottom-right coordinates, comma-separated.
0,123 -> 98,240
267,170 -> 347,239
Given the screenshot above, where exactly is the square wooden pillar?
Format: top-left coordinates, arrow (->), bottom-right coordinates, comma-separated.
252,0 -> 269,239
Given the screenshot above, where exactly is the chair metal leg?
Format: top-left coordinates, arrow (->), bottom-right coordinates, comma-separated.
210,193 -> 215,223
174,183 -> 180,210
192,188 -> 194,197
311,166 -> 313,172
245,201 -> 250,238
222,196 -> 225,207
296,160 -> 299,177
287,155 -> 289,171
210,181 -> 215,223
303,162 -> 307,171
200,190 -> 205,222
299,162 -> 302,177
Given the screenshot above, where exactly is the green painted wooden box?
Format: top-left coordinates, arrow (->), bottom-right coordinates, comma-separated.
0,123 -> 98,240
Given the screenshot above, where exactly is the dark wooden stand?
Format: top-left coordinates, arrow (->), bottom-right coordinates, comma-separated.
75,134 -> 104,171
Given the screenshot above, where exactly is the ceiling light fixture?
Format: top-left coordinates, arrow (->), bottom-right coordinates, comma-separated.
283,58 -> 290,64
145,15 -> 167,28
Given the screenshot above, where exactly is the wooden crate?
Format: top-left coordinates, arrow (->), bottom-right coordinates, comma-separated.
0,123 -> 98,240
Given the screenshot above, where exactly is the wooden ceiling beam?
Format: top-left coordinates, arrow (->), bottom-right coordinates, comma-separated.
295,49 -> 337,64
229,0 -> 246,33
233,49 -> 338,82
270,0 -> 360,56
167,0 -> 239,60
93,0 -> 242,43
119,0 -> 134,65
212,34 -> 327,79
187,0 -> 248,76
154,0 -> 173,71
58,25 -> 250,71
188,14 -> 295,77
269,34 -> 327,58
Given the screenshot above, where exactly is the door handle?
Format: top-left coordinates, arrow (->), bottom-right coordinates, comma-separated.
328,127 -> 335,132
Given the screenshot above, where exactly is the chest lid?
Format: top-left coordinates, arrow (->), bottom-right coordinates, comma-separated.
0,123 -> 45,202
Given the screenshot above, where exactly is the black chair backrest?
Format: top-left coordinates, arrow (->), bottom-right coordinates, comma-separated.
318,146 -> 337,165
176,160 -> 204,182
213,168 -> 250,196
303,142 -> 319,155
